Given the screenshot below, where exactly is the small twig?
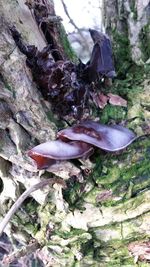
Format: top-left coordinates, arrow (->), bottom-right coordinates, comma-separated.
2,240 -> 40,265
0,178 -> 66,236
61,0 -> 80,32
60,0 -> 90,52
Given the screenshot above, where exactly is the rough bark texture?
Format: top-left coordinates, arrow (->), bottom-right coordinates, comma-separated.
103,0 -> 150,70
0,0 -> 150,266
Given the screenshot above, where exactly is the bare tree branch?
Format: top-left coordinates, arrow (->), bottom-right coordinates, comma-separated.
60,0 -> 90,52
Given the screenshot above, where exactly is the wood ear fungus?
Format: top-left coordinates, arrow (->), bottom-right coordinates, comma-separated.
57,120 -> 136,152
28,120 -> 136,170
28,140 -> 94,169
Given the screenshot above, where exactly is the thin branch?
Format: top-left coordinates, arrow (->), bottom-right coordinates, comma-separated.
0,178 -> 66,236
61,0 -> 80,32
60,0 -> 90,52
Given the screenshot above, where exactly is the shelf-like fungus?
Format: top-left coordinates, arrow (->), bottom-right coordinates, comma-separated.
57,120 -> 136,152
28,140 -> 94,169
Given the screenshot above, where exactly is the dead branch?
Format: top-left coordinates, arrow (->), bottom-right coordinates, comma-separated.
60,0 -> 90,52
0,178 -> 66,236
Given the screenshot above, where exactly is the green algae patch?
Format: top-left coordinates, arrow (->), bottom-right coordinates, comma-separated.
84,187 -> 105,204
96,165 -> 121,186
130,0 -> 138,20
49,232 -> 92,247
63,180 -> 85,208
35,202 -> 56,244
139,24 -> 150,62
79,231 -> 135,267
88,67 -> 150,210
55,228 -> 87,240
91,136 -> 150,205
59,24 -> 78,62
112,30 -> 132,78
100,105 -> 127,124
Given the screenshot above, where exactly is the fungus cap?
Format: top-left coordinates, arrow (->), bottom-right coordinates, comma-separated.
28,139 -> 94,169
58,120 -> 136,152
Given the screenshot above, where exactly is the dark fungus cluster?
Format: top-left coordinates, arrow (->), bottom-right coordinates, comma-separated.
10,13 -> 133,170
11,27 -> 116,120
28,120 -> 136,170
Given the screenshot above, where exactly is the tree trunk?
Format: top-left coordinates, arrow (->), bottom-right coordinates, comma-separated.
0,0 -> 150,266
103,0 -> 150,66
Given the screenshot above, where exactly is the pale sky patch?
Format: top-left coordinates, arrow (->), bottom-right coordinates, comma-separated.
54,0 -> 103,33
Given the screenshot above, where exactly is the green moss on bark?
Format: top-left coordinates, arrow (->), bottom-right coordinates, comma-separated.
112,30 -> 132,77
139,24 -> 150,62
58,24 -> 78,62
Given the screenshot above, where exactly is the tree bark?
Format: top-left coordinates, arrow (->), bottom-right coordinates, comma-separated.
124,0 -> 150,64
103,0 -> 150,65
0,0 -> 150,266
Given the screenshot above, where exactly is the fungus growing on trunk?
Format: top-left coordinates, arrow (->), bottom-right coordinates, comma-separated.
28,121 -> 136,170
28,140 -> 94,169
57,120 -> 136,152
83,29 -> 116,82
11,27 -> 117,120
